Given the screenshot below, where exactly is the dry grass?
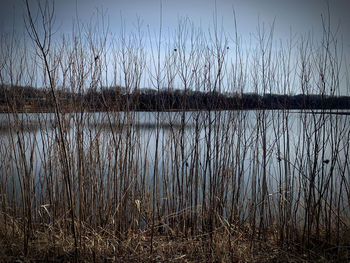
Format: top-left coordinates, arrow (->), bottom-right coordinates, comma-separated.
1,212 -> 349,262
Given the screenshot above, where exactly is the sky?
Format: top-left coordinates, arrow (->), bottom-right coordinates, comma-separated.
0,0 -> 349,93
1,0 -> 349,44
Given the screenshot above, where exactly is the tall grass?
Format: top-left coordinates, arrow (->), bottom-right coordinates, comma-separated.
0,1 -> 349,261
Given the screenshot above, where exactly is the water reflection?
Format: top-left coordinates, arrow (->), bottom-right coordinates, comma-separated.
0,110 -> 349,220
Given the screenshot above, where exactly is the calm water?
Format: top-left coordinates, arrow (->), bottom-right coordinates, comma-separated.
1,110 -> 350,218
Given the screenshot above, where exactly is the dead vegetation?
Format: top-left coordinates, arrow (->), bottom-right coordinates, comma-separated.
2,212 -> 348,262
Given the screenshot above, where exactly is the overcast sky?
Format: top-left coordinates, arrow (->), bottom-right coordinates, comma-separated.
1,0 -> 349,93
1,0 -> 349,43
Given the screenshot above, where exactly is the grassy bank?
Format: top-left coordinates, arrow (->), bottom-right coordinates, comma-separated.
2,212 -> 348,262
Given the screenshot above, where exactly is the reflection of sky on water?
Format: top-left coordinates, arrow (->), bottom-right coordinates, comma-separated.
1,110 -> 350,218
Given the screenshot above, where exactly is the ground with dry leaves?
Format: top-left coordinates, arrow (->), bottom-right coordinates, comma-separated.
1,213 -> 348,262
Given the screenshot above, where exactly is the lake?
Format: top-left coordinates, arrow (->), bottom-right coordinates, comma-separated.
1,109 -> 349,227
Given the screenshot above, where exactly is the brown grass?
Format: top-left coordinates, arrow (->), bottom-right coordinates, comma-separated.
1,212 -> 348,262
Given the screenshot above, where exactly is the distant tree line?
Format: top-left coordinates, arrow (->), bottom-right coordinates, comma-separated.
1,85 -> 350,112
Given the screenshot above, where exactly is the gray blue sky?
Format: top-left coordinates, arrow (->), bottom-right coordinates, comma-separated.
1,0 -> 349,93
1,0 -> 349,44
